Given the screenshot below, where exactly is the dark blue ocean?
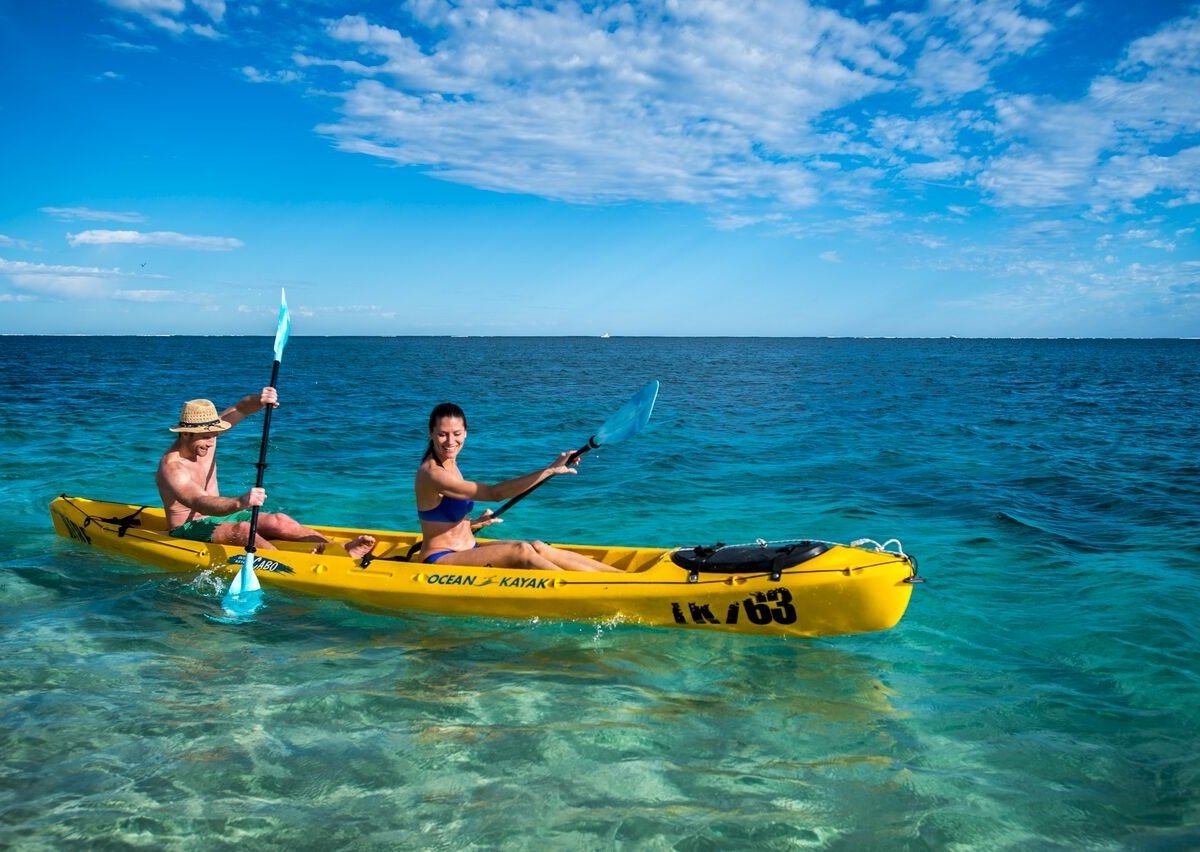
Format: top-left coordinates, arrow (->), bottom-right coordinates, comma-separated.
2,336 -> 1198,849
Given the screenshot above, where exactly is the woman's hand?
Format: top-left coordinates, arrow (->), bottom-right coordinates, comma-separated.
546,450 -> 581,476
471,509 -> 504,531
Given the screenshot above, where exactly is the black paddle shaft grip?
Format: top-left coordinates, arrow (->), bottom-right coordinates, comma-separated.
245,359 -> 282,552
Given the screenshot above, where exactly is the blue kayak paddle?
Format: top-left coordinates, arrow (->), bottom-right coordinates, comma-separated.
221,289 -> 291,616
491,379 -> 660,519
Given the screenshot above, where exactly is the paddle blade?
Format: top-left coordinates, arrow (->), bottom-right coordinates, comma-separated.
218,588 -> 264,620
231,556 -> 262,593
592,380 -> 659,447
273,289 -> 291,363
221,554 -> 264,616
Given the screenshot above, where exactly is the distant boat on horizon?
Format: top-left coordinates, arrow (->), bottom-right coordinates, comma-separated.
600,332 -> 611,339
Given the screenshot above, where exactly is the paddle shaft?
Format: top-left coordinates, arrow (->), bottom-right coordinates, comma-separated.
491,438 -> 597,519
244,359 -> 281,553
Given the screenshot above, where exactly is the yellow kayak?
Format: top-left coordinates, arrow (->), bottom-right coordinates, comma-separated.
49,495 -> 921,638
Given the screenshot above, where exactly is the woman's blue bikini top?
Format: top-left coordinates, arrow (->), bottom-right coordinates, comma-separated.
417,496 -> 475,524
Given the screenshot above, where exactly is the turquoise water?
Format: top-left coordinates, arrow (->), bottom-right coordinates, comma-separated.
2,336 -> 1198,849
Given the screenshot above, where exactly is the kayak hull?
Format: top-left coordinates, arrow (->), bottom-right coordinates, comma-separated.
49,495 -> 919,638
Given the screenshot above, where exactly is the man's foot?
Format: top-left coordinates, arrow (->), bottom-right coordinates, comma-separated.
310,543 -> 328,555
344,535 -> 376,559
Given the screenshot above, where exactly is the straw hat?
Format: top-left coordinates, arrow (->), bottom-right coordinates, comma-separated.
170,399 -> 232,434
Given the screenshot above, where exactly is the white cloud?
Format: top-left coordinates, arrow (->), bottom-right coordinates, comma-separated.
911,39 -> 991,106
0,234 -> 33,250
942,261 -> 1198,331
1,258 -> 125,299
112,289 -> 180,301
941,0 -> 1053,55
275,0 -> 1200,247
83,0 -> 1200,312
870,113 -> 959,159
241,65 -> 300,84
95,33 -> 159,52
913,234 -> 947,249
66,229 -> 244,250
192,0 -> 225,22
1117,8 -> 1200,74
972,10 -> 1200,213
105,0 -> 185,13
0,257 -> 198,303
305,4 -> 903,209
42,206 -> 146,223
903,0 -> 1052,104
102,0 -> 224,38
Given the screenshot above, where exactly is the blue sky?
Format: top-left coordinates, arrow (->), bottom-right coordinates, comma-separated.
2,0 -> 1197,337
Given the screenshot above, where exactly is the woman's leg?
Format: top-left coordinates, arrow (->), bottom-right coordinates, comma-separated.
422,541 -> 622,572
425,541 -> 561,570
531,541 -> 623,572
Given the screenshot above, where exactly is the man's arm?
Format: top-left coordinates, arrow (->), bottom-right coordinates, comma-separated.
160,459 -> 265,517
219,386 -> 278,429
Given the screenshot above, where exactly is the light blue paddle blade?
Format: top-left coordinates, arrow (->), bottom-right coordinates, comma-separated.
273,289 -> 291,363
215,588 -> 264,622
230,555 -> 263,593
221,553 -> 264,617
593,380 -> 659,447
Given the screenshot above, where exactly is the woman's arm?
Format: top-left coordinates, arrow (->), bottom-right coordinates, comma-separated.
425,451 -> 578,503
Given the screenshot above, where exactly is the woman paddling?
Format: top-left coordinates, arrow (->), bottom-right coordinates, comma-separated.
414,402 -> 621,572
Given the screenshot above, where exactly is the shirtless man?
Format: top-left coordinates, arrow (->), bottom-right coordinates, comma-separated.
156,388 -> 375,558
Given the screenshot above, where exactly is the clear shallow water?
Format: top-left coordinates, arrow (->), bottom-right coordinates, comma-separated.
2,336 -> 1198,849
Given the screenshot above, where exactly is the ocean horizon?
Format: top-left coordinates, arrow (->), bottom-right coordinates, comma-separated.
3,333 -> 1197,339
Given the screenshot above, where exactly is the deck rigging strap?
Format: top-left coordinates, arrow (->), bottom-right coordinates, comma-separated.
94,506 -> 147,537
358,540 -> 421,569
671,539 -> 832,583
58,494 -> 147,538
